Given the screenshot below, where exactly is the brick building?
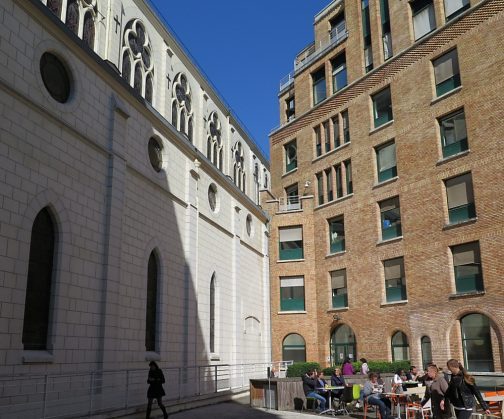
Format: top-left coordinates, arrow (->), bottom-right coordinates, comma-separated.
265,0 -> 504,372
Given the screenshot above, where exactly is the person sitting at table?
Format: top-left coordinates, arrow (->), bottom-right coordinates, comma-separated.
393,369 -> 405,393
363,372 -> 392,419
331,367 -> 346,399
302,369 -> 327,413
406,366 -> 419,381
316,370 -> 331,406
420,365 -> 451,419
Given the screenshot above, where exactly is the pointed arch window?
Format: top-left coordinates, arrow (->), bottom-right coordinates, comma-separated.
82,11 -> 95,48
22,208 -> 56,350
210,274 -> 216,353
122,19 -> 154,104
207,112 -> 222,169
47,0 -> 62,18
145,251 -> 159,352
232,141 -> 246,193
391,331 -> 410,361
171,73 -> 193,141
65,0 -> 79,34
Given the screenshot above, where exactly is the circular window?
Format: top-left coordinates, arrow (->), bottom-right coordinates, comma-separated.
148,137 -> 163,172
40,52 -> 71,103
246,214 -> 252,236
208,184 -> 218,212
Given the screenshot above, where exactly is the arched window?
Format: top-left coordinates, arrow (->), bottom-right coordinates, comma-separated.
47,0 -> 62,18
421,336 -> 432,369
207,112 -> 222,169
232,141 -> 245,193
188,118 -> 193,143
206,138 -> 212,160
330,324 -> 356,366
391,331 -> 410,361
122,19 -> 154,104
145,251 -> 158,352
282,333 -> 306,362
171,73 -> 193,140
264,170 -> 268,189
82,11 -> 95,49
65,0 -> 79,34
210,274 -> 216,353
461,313 -> 494,372
22,208 -> 56,350
172,101 -> 178,129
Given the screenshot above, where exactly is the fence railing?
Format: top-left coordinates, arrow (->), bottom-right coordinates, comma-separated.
0,361 -> 293,419
279,196 -> 302,212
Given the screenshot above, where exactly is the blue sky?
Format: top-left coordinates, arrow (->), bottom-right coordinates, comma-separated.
150,0 -> 331,159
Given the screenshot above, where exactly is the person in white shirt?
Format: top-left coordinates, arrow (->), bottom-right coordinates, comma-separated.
360,358 -> 369,375
393,369 -> 405,393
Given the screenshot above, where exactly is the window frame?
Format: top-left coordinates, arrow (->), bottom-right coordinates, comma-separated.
328,216 -> 345,254
444,172 -> 476,224
330,269 -> 348,309
285,140 -> 298,173
376,140 -> 397,183
411,0 -> 436,40
384,257 -> 407,303
372,87 -> 393,128
279,226 -> 304,260
439,108 -> 468,158
280,276 -> 305,311
433,48 -> 461,97
451,241 -> 484,294
332,53 -> 348,93
312,67 -> 327,105
379,196 -> 402,241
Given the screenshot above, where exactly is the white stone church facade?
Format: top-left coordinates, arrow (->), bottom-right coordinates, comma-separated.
0,0 -> 271,415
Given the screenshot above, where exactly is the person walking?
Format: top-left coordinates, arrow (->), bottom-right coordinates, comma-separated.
341,357 -> 355,375
360,358 -> 370,375
146,361 -> 169,419
421,365 -> 451,419
444,359 -> 490,419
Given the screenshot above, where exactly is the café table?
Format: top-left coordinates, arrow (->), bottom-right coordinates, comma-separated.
316,386 -> 345,416
383,392 -> 409,419
482,395 -> 504,418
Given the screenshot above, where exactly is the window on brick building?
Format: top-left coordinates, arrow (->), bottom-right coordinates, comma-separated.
376,140 -> 397,183
22,208 -> 56,350
335,164 -> 343,198
286,96 -> 295,122
317,172 -> 324,206
330,325 -> 356,365
362,0 -> 373,72
326,169 -> 333,202
391,331 -> 410,361
285,183 -> 300,211
451,242 -> 483,294
380,0 -> 393,59
332,53 -> 348,93
312,67 -> 327,105
445,173 -> 476,224
279,226 -> 303,260
379,197 -> 402,241
333,116 -> 341,148
460,313 -> 494,372
433,49 -> 461,97
315,126 -> 322,157
342,110 -> 350,144
439,109 -> 468,158
285,140 -> 297,172
329,216 -> 345,254
384,257 -> 407,303
145,251 -> 158,352
283,334 -> 306,362
444,0 -> 470,21
421,336 -> 433,370
372,87 -> 393,128
280,276 -> 305,311
324,121 -> 331,153
331,269 -> 348,309
411,0 -> 436,40
344,160 -> 353,194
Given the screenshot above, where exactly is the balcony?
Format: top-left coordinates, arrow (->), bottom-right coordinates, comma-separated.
279,196 -> 302,212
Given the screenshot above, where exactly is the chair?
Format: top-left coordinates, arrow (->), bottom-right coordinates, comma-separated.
304,396 -> 317,411
339,386 -> 354,415
407,399 -> 431,419
364,397 -> 381,419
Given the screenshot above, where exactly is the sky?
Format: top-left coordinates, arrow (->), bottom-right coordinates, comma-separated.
150,0 -> 332,159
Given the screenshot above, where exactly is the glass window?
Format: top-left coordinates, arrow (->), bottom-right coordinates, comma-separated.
376,141 -> 397,182
285,183 -> 300,211
461,313 -> 494,372
40,52 -> 71,104
445,0 -> 470,20
439,109 -> 468,157
283,334 -> 306,362
342,110 -> 350,143
381,0 -> 393,59
285,140 -> 297,172
331,269 -> 348,308
421,336 -> 433,370
384,257 -> 407,302
445,173 -> 476,224
280,276 -> 305,311
344,160 -> 353,195
335,164 -> 343,198
333,116 -> 341,148
332,53 -> 347,93
312,68 -> 326,105
208,184 -> 218,212
451,242 -> 484,293
286,96 -> 295,121
433,49 -> 461,96
210,274 -> 216,353
392,331 -> 410,361
148,137 -> 163,172
324,121 -> 331,153
246,214 -> 252,236
315,126 -> 322,157
362,0 -> 372,73
372,87 -> 393,128
364,46 -> 374,73
279,226 -> 304,260
326,169 -> 333,202
329,216 -> 345,253
380,197 -> 402,240
412,0 -> 436,40
145,251 -> 158,352
317,173 -> 324,206
22,208 -> 55,350
330,324 -> 356,366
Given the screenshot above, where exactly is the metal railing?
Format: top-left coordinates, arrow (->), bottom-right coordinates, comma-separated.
279,71 -> 295,91
279,196 -> 302,212
0,361 -> 293,419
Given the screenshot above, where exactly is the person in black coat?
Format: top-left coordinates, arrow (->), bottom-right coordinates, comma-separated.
330,367 -> 346,399
146,361 -> 168,419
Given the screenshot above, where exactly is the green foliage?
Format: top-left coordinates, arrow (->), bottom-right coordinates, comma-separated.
323,360 -> 411,375
286,362 -> 321,377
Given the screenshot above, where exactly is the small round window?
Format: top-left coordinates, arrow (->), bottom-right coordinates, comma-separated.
208,184 -> 218,212
246,214 -> 252,236
40,52 -> 71,103
148,137 -> 163,172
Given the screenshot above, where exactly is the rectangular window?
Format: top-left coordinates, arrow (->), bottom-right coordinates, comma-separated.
380,196 -> 402,240
376,141 -> 397,182
313,68 -> 327,105
332,53 -> 348,93
364,46 -> 374,73
285,140 -> 297,172
335,164 -> 343,198
445,173 -> 476,224
412,0 -> 436,40
331,269 -> 348,308
439,109 -> 468,158
384,257 -> 407,302
286,96 -> 295,122
344,160 -> 353,195
451,242 -> 483,293
342,110 -> 350,143
285,183 -> 300,211
329,216 -> 345,253
380,0 -> 393,59
280,276 -> 305,311
433,49 -> 461,97
317,172 -> 324,206
324,121 -> 331,153
330,12 -> 346,42
279,226 -> 303,260
372,87 -> 393,128
444,0 -> 469,20
333,116 -> 340,148
326,169 -> 333,202
315,126 -> 322,157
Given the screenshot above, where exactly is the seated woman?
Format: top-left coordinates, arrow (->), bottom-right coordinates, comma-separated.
393,369 -> 405,393
363,372 -> 392,419
331,367 -> 346,399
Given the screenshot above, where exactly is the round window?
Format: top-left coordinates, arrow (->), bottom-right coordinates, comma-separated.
40,52 -> 71,103
246,214 -> 252,236
148,137 -> 163,172
208,184 -> 218,212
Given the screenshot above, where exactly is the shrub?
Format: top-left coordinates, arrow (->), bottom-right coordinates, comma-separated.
286,362 -> 321,377
323,360 -> 411,375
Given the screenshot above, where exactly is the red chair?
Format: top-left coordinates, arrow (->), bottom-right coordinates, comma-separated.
363,398 -> 381,419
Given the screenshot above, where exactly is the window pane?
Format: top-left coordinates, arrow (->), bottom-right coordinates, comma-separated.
279,227 -> 303,242
373,88 -> 393,127
445,173 -> 473,209
434,50 -> 460,85
329,218 -> 345,253
461,314 -> 494,372
445,0 -> 469,19
331,269 -> 346,289
145,252 -> 158,352
413,3 -> 436,40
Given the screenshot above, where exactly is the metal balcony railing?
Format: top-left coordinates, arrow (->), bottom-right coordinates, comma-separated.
279,196 -> 302,212
279,70 -> 295,91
